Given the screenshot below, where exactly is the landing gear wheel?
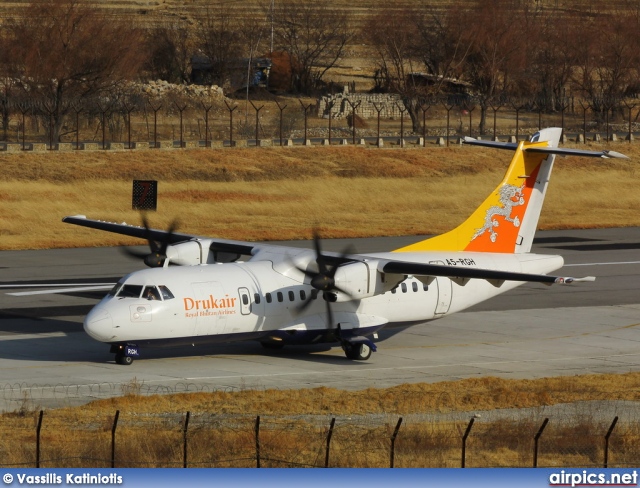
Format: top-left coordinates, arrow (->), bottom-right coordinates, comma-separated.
115,353 -> 133,365
260,341 -> 285,350
344,343 -> 372,361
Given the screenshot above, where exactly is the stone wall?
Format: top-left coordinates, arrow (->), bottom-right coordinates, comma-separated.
317,91 -> 404,120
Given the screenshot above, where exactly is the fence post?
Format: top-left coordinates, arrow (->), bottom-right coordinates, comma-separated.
18,103 -> 29,151
463,101 -> 475,138
623,101 -> 636,144
255,415 -> 261,468
461,418 -> 474,468
150,102 -> 162,148
373,102 -> 383,147
421,103 -> 432,145
604,416 -> 618,468
111,410 -> 120,468
346,100 -> 361,145
325,417 -> 336,468
327,100 -> 334,145
533,418 -> 549,467
299,100 -> 313,146
201,103 -> 212,147
73,104 -> 82,149
443,101 -> 455,147
490,102 -> 502,141
224,101 -> 238,147
275,101 -> 287,146
577,99 -> 588,144
36,410 -> 43,468
183,411 -> 190,468
175,102 -> 187,148
390,417 -> 403,468
396,102 -> 406,147
249,100 -> 264,146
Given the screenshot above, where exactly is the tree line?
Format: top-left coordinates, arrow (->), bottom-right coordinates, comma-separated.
1,0 -> 640,142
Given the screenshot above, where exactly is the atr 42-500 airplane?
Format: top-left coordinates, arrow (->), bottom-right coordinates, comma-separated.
57,128 -> 627,365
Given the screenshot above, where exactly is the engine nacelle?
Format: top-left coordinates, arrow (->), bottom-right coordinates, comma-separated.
332,261 -> 380,301
165,240 -> 208,266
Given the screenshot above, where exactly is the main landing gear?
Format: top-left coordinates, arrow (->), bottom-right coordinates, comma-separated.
343,342 -> 373,360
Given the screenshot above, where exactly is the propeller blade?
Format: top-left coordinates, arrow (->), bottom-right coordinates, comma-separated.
122,216 -> 181,268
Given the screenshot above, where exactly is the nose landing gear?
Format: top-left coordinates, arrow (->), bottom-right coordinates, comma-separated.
110,344 -> 139,365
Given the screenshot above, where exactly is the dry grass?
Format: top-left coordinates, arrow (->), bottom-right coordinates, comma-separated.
44,372 -> 640,417
3,372 -> 640,468
0,143 -> 638,250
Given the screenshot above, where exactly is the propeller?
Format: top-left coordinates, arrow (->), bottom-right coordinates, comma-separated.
293,231 -> 356,332
121,216 -> 179,268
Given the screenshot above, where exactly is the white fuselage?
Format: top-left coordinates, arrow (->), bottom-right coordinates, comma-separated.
83,250 -> 563,348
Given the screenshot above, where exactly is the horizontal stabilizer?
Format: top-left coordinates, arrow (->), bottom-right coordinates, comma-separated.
464,137 -> 629,159
524,147 -> 629,159
463,137 -> 518,150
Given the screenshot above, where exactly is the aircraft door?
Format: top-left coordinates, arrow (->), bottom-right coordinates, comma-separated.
430,261 -> 452,315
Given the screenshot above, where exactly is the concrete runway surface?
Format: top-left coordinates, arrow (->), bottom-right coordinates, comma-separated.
0,227 -> 639,410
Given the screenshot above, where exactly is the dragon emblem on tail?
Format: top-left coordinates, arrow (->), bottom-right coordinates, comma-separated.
472,183 -> 526,243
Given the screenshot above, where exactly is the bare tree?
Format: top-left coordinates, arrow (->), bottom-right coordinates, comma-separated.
517,7 -> 576,112
272,0 -> 352,93
365,6 -> 426,131
570,6 -> 640,120
5,0 -> 144,142
413,4 -> 470,82
145,18 -> 195,84
459,0 -> 525,134
195,2 -> 242,87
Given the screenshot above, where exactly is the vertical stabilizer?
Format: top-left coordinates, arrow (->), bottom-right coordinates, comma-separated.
394,128 -> 562,254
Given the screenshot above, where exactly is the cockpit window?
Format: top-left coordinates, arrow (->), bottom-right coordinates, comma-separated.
143,286 -> 161,301
108,282 -> 124,297
158,286 -> 174,300
117,284 -> 143,298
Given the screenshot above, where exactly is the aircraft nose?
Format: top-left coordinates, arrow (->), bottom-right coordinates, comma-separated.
83,307 -> 114,342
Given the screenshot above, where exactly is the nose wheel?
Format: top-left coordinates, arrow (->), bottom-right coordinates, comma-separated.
115,353 -> 133,365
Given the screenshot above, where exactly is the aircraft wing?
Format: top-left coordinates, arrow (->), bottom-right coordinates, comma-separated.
62,215 -> 257,256
379,259 -> 593,285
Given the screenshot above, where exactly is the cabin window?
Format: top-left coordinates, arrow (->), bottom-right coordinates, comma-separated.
412,282 -> 418,292
391,287 -> 397,294
401,283 -> 407,293
242,294 -> 249,306
117,284 -> 143,298
158,286 -> 175,300
277,292 -> 283,302
300,290 -> 306,300
423,283 -> 429,291
254,293 -> 261,304
266,293 -> 272,303
288,291 -> 295,301
143,286 -> 161,301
